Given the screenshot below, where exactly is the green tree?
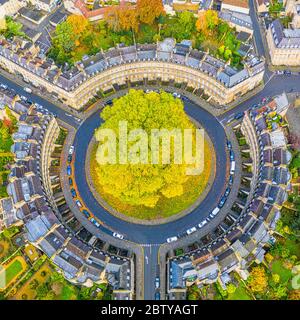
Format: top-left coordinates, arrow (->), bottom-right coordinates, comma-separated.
227,283 -> 237,294
0,16 -> 25,39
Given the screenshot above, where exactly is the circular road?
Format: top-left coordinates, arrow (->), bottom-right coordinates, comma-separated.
73,100 -> 228,244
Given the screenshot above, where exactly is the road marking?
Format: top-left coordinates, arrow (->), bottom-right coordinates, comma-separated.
145,256 -> 148,264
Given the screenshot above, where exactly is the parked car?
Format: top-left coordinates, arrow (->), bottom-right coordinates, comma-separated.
67,154 -> 72,163
166,236 -> 178,243
234,112 -> 244,120
186,227 -> 197,235
198,219 -> 208,228
24,87 -> 32,93
68,145 -> 74,155
155,292 -> 160,300
230,150 -> 235,161
224,187 -> 231,197
70,188 -> 77,198
68,177 -> 73,186
67,165 -> 72,176
82,209 -> 90,219
113,232 -> 124,240
226,140 -> 232,149
0,83 -> 8,89
218,196 -> 227,208
90,218 -> 100,227
181,95 -> 190,102
155,277 -> 160,289
20,95 -> 28,101
105,100 -> 113,106
211,207 -> 220,217
75,200 -> 82,208
230,160 -> 236,175
229,175 -> 234,185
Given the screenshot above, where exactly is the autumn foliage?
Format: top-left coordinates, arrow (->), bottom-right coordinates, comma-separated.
105,0 -> 165,33
92,90 -> 211,213
247,266 -> 268,294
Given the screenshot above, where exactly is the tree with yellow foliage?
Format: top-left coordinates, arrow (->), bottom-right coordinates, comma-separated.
105,5 -> 139,32
196,10 -> 219,36
247,266 -> 268,294
137,0 -> 165,25
94,90 -> 202,208
288,289 -> 300,300
66,15 -> 89,37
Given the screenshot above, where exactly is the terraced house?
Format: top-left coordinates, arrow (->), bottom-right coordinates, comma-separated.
167,94 -> 291,298
2,97 -> 135,300
0,37 -> 265,109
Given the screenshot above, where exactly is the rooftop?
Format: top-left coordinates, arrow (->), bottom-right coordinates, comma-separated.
222,0 -> 249,9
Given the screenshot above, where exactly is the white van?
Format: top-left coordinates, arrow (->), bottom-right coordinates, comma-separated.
211,207 -> 220,217
230,161 -> 236,175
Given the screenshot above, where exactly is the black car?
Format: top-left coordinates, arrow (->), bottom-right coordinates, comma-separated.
67,154 -> 72,163
105,100 -> 113,106
226,140 -> 232,149
229,175 -> 234,185
181,96 -> 190,102
71,188 -> 77,198
68,178 -> 73,186
230,150 -> 235,161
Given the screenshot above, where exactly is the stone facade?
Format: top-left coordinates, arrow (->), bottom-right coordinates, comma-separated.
267,19 -> 300,66
0,38 -> 265,109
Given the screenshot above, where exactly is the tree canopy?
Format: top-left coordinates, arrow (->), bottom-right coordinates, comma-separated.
94,90 -> 203,208
48,9 -> 242,68
247,266 -> 268,294
136,0 -> 165,25
0,16 -> 25,39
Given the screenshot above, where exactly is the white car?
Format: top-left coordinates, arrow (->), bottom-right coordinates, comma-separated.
24,87 -> 32,93
198,220 -> 208,228
166,236 -> 178,243
69,145 -> 74,155
75,200 -> 82,208
186,227 -> 197,235
0,83 -> 8,89
113,232 -> 124,240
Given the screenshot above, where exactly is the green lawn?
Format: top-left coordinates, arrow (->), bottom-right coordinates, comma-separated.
227,285 -> 252,300
271,260 -> 293,284
4,259 -> 23,284
285,239 -> 300,259
60,285 -> 76,300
